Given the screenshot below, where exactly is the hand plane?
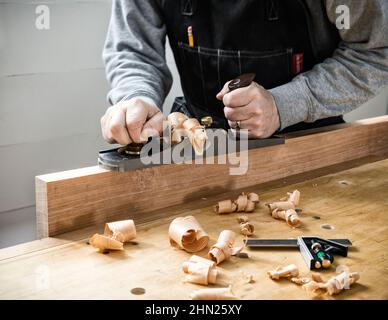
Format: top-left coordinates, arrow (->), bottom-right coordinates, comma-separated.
98,73 -> 285,172
245,237 -> 352,270
98,133 -> 284,172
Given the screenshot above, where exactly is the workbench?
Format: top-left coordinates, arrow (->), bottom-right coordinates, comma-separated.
1,116 -> 388,300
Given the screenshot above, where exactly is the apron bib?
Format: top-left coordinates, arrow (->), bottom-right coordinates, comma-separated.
160,0 -> 343,130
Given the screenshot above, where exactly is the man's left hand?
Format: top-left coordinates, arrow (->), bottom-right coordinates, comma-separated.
216,81 -> 280,138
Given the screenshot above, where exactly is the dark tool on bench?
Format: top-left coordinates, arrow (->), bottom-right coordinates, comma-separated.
98,73 -> 285,172
245,237 -> 352,270
98,134 -> 284,172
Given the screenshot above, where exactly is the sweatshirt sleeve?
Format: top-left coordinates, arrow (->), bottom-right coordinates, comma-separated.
270,0 -> 388,130
103,0 -> 173,108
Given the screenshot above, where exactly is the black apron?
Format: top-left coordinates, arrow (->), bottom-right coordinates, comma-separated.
160,0 -> 344,132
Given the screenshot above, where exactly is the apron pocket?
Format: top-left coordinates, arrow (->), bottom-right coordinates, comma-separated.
178,42 -> 293,115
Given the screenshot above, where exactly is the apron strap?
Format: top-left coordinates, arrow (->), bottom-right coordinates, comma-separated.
181,0 -> 197,16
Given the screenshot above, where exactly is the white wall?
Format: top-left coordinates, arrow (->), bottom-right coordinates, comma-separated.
0,1 -> 387,248
0,0 -> 182,215
0,0 -> 111,213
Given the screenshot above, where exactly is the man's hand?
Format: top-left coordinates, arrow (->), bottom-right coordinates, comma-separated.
216,81 -> 280,138
100,97 -> 164,145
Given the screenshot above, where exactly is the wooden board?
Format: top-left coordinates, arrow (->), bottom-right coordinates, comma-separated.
2,158 -> 388,299
35,116 -> 388,238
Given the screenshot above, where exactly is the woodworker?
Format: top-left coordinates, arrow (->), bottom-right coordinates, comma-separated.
100,0 -> 388,144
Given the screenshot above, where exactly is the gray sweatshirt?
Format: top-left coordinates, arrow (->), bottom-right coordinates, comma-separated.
103,0 -> 388,130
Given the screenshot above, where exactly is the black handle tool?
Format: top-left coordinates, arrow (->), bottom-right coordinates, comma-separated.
245,236 -> 352,270
228,73 -> 256,91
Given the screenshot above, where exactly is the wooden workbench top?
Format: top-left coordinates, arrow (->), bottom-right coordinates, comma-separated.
1,159 -> 388,300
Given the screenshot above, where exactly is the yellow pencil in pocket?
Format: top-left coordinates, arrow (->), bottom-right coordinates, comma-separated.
187,26 -> 194,47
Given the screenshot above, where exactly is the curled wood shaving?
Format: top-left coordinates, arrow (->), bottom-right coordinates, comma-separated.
182,255 -> 218,285
185,119 -> 208,156
214,192 -> 260,214
290,272 -> 325,288
268,264 -> 299,280
302,271 -> 360,296
167,112 -> 207,155
272,209 -> 301,227
290,277 -> 311,285
215,200 -> 237,214
240,222 -> 255,236
291,273 -> 323,285
104,220 -> 136,242
89,234 -> 124,251
190,285 -> 236,300
208,230 -> 244,265
89,219 -> 136,252
267,189 -> 300,211
267,190 -> 301,228
169,216 -> 209,253
168,112 -> 188,129
267,201 -> 295,212
247,192 -> 260,202
287,190 -> 300,206
236,215 -> 254,236
171,128 -> 187,144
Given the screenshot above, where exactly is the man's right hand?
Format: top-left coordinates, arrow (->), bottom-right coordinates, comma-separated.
100,97 -> 164,145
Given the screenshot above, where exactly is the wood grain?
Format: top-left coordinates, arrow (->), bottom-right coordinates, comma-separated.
2,159 -> 388,299
35,116 -> 388,238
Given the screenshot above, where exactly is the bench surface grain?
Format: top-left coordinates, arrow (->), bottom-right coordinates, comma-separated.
1,158 -> 388,299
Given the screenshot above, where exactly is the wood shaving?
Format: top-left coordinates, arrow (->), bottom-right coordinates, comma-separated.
271,209 -> 301,227
89,234 -> 124,251
287,190 -> 300,206
167,112 -> 188,129
240,222 -> 255,236
89,219 -> 136,252
291,273 -> 323,285
184,254 -> 216,268
190,285 -> 236,300
290,276 -> 311,285
208,230 -> 244,265
268,264 -> 299,280
182,255 -> 218,285
236,215 -> 254,236
167,112 -> 207,155
302,271 -> 360,296
267,190 -> 301,227
169,216 -> 209,253
215,200 -> 237,214
171,128 -> 187,144
214,192 -> 259,214
267,201 -> 295,212
104,220 -> 136,242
